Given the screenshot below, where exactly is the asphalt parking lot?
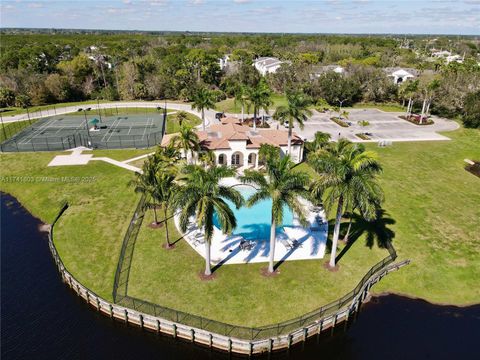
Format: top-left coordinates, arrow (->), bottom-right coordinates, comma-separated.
273,108 -> 459,143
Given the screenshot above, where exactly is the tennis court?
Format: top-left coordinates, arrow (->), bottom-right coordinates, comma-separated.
0,110 -> 166,152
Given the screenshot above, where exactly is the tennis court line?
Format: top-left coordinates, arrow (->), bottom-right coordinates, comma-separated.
18,117 -> 58,144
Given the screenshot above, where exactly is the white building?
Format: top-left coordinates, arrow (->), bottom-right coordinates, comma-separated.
310,65 -> 345,79
219,55 -> 230,70
253,57 -> 285,76
161,117 -> 304,169
384,67 -> 418,85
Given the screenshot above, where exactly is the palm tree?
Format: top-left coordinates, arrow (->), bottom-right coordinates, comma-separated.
420,79 -> 440,122
258,143 -> 280,166
241,156 -> 309,274
234,84 -> 250,123
174,165 -> 243,276
129,155 -> 161,226
247,79 -> 272,131
305,131 -> 331,156
273,91 -> 312,156
170,124 -> 200,164
199,149 -> 216,169
403,80 -> 419,119
156,172 -> 178,249
191,87 -> 216,131
176,111 -> 189,128
310,139 -> 383,268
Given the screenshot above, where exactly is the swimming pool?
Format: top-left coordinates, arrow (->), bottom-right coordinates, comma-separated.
213,185 -> 295,241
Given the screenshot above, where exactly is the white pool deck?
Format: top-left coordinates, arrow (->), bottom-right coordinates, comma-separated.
175,178 -> 328,266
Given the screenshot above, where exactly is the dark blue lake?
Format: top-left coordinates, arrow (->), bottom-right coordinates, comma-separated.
1,193 -> 479,359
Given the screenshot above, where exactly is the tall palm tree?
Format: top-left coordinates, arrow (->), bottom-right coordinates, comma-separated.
403,80 -> 419,119
241,156 -> 309,274
176,111 -> 189,129
156,172 -> 178,248
247,79 -> 272,131
258,143 -> 280,165
305,131 -> 331,156
310,139 -> 383,268
234,84 -> 250,123
129,155 -> 161,225
174,165 -> 243,276
421,79 -> 440,122
170,124 -> 200,164
199,149 -> 216,169
191,87 -> 216,131
273,91 -> 312,155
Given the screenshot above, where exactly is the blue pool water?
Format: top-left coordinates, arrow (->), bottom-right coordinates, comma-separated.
213,185 -> 294,241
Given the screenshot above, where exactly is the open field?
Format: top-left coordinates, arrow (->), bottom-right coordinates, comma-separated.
345,102 -> 406,112
166,111 -> 202,134
0,150 -> 141,300
0,127 -> 478,327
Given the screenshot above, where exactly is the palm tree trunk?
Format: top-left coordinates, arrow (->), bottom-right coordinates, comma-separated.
420,98 -> 427,124
268,216 -> 276,273
202,108 -> 205,131
241,103 -> 244,123
287,123 -> 292,155
204,240 -> 212,276
343,215 -> 353,244
329,196 -> 343,268
153,206 -> 158,224
406,98 -> 412,117
164,207 -> 171,247
253,106 -> 257,131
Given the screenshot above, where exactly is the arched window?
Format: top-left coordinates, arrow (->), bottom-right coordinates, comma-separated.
218,154 -> 225,165
248,153 -> 256,165
231,153 -> 240,165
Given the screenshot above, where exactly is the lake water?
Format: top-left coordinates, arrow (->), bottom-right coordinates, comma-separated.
1,193 -> 479,359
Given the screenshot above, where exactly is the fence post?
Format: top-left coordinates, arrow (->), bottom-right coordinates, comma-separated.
124,309 -> 128,323
156,319 -> 160,334
303,327 -> 308,342
249,342 -> 253,357
109,304 -> 113,318
209,333 -> 213,348
190,329 -> 195,342
287,334 -> 293,349
96,296 -> 100,311
228,339 -> 232,354
172,324 -> 177,338
139,314 -> 144,329
268,338 -> 273,353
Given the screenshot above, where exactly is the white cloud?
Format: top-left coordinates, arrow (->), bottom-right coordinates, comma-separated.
234,0 -> 251,3
189,0 -> 204,4
27,2 -> 43,8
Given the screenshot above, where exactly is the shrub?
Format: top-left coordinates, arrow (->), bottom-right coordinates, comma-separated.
330,117 -> 349,127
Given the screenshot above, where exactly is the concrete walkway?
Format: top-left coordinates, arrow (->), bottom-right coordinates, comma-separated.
48,147 -> 143,173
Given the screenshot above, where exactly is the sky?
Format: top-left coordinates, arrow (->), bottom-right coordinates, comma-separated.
0,0 -> 479,35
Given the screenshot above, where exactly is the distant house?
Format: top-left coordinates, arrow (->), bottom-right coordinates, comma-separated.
445,54 -> 464,64
310,65 -> 345,79
253,57 -> 285,76
219,55 -> 230,70
431,50 -> 464,64
384,67 -> 418,85
161,116 -> 304,168
431,50 -> 451,58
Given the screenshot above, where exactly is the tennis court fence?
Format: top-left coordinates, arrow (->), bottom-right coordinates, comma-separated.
0,130 -> 164,152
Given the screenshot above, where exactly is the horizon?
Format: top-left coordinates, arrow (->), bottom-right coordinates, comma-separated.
0,0 -> 479,36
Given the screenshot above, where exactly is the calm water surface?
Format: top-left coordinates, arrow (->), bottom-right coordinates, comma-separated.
1,193 -> 479,360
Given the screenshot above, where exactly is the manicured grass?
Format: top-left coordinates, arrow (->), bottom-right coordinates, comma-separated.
346,102 -> 405,112
215,94 -> 288,114
296,129 -> 480,304
166,112 -> 202,134
0,150 -> 140,300
127,209 -> 387,327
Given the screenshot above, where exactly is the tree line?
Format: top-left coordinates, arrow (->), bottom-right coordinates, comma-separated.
0,32 -> 479,128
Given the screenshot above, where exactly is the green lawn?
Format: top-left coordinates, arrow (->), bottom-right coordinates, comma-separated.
0,150 -> 140,300
166,111 -> 202,134
215,94 -> 288,114
345,102 -> 405,112
0,127 -> 478,327
127,209 -> 387,327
